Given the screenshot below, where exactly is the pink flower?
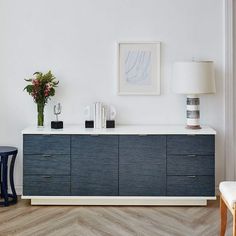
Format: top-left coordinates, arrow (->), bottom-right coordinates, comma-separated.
32,79 -> 40,86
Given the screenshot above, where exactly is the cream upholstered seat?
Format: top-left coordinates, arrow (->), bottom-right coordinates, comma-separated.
220,182 -> 236,208
220,181 -> 236,236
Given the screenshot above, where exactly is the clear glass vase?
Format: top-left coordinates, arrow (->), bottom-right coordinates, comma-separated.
37,103 -> 45,127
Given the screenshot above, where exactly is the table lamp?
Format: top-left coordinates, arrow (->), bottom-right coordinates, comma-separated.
173,61 -> 216,129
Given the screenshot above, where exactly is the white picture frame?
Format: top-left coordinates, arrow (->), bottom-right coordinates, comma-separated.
117,42 -> 161,95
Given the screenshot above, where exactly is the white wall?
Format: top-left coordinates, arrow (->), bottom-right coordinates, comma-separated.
0,0 -> 224,194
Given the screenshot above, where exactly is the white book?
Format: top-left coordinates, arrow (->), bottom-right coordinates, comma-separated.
95,102 -> 99,128
102,105 -> 105,128
97,102 -> 100,129
98,102 -> 102,129
92,103 -> 96,124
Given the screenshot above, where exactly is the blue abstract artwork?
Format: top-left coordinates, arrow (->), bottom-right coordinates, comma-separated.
125,50 -> 151,85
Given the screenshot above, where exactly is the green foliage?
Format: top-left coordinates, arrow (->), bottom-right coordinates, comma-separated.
24,70 -> 59,104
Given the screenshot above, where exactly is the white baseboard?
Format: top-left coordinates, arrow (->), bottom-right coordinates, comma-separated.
21,196 -> 215,206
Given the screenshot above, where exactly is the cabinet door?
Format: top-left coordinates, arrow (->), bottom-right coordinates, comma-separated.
119,135 -> 166,196
71,135 -> 118,196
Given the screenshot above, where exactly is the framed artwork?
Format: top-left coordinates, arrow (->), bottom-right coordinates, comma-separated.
117,42 -> 161,95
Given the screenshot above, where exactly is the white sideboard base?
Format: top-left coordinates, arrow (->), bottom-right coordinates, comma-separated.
21,196 -> 216,206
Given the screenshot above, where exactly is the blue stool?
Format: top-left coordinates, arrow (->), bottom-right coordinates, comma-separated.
0,146 -> 18,206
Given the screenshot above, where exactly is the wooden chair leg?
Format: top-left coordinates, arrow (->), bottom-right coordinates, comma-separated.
233,205 -> 236,236
220,195 -> 227,236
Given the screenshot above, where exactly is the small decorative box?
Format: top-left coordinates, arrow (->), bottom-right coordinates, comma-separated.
85,120 -> 94,128
106,120 -> 115,128
51,121 -> 63,129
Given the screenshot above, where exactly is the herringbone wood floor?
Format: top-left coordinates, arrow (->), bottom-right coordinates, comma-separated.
0,198 -> 233,236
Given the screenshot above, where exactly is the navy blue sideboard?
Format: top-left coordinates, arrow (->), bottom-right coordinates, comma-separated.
22,125 -> 216,205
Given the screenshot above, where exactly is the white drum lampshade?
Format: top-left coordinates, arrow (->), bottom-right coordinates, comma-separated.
173,61 -> 216,129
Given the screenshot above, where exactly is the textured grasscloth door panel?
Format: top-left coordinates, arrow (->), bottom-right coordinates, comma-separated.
23,135 -> 70,155
24,154 -> 70,175
71,135 -> 118,196
119,135 -> 166,196
167,155 -> 214,176
23,175 -> 70,196
167,135 -> 215,155
167,176 -> 215,196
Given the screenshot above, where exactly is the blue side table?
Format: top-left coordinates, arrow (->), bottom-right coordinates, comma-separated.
0,146 -> 18,206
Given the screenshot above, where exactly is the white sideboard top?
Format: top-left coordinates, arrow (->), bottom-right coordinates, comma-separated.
22,124 -> 216,135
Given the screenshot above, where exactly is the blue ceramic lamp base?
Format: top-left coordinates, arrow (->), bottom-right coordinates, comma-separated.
186,95 -> 201,129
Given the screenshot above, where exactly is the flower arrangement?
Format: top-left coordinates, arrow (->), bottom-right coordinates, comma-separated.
24,71 -> 59,127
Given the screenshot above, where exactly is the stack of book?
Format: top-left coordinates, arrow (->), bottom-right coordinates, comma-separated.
84,102 -> 116,129
93,102 -> 107,129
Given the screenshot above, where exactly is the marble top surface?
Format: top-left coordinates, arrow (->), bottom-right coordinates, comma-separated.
22,124 -> 216,135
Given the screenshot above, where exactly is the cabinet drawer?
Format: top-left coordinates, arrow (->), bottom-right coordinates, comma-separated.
167,135 -> 214,155
167,155 -> 214,176
24,154 -> 70,175
23,175 -> 70,196
23,135 -> 70,155
167,176 -> 215,196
